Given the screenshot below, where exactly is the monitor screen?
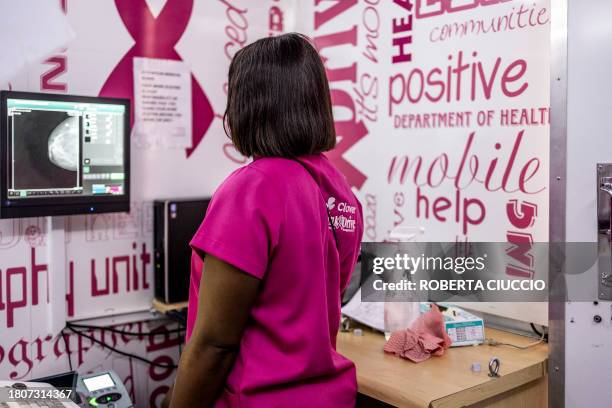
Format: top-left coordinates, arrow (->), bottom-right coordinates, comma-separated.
1,91 -> 130,218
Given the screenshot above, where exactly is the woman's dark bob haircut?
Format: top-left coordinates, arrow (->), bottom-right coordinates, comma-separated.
224,33 -> 336,158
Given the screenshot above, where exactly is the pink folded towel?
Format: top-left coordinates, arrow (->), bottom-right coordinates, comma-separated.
383,304 -> 452,363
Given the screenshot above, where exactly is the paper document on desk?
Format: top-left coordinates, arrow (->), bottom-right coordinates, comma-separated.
341,288 -> 385,332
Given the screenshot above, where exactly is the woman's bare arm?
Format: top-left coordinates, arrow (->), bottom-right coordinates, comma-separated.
169,254 -> 260,407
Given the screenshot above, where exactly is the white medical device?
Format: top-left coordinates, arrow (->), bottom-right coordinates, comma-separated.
75,370 -> 133,408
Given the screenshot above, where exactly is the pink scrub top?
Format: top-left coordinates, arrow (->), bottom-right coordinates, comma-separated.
186,154 -> 363,407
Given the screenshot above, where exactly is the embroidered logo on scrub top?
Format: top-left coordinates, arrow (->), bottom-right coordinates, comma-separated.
327,196 -> 357,233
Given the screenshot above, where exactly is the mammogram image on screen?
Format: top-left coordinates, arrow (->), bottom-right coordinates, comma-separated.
12,110 -> 80,190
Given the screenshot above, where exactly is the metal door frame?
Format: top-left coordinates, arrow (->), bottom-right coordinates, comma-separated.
549,0 -> 568,406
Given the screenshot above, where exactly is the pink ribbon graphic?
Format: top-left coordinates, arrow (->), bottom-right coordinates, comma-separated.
99,0 -> 214,157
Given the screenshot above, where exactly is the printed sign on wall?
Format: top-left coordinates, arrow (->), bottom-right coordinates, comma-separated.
305,0 -> 550,244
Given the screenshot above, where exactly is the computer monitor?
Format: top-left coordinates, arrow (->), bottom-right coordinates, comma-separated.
1,91 -> 130,218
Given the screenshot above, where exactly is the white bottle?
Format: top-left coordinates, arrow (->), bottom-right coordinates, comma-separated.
383,226 -> 425,340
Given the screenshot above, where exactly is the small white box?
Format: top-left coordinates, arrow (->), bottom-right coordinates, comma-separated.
420,303 -> 485,347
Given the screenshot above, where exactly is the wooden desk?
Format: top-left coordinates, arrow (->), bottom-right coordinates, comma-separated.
337,328 -> 548,408
152,298 -> 188,314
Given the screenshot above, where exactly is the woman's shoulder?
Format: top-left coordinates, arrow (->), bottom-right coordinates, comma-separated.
248,156 -> 305,175
214,158 -> 297,197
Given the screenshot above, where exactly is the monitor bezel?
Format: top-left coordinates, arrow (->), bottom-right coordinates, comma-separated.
0,90 -> 131,219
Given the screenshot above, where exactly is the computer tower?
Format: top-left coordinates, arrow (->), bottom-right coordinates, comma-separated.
153,198 -> 211,304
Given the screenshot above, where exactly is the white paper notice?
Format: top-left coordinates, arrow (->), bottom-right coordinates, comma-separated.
133,57 -> 192,148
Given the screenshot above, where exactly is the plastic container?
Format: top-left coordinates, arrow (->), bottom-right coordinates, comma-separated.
383,226 -> 426,339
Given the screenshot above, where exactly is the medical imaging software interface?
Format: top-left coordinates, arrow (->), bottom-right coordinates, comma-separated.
6,98 -> 126,199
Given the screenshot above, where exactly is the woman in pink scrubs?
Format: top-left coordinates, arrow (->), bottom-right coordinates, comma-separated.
169,33 -> 363,407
